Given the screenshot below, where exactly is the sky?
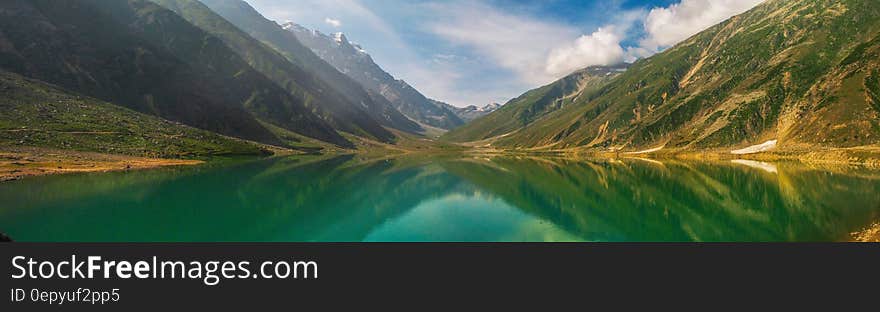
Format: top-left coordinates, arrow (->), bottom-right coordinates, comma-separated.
244,0 -> 765,107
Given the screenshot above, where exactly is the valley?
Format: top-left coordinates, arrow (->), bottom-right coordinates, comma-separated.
1,0 -> 880,242
3,0 -> 879,181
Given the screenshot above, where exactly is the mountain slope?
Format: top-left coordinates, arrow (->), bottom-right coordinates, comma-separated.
0,0 -> 346,147
148,0 -> 399,144
443,65 -> 627,143
199,0 -> 423,139
446,0 -> 880,152
100,0 -> 352,148
0,70 -> 263,157
285,23 -> 465,130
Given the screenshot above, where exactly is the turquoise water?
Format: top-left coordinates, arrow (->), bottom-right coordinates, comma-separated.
1,155 -> 878,242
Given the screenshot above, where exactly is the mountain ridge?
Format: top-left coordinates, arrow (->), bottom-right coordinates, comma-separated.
149,0 -> 415,146
284,22 -> 467,131
198,0 -> 423,139
443,64 -> 629,143
437,102 -> 503,123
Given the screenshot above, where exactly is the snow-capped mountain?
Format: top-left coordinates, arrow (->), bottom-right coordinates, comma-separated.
283,22 -> 466,130
435,102 -> 503,122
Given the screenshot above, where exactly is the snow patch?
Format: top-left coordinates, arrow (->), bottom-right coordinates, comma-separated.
731,140 -> 777,155
333,32 -> 345,44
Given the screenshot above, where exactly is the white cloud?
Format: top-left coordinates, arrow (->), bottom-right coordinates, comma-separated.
425,1 -> 579,86
324,17 -> 341,27
545,9 -> 650,76
545,27 -> 625,77
640,0 -> 765,51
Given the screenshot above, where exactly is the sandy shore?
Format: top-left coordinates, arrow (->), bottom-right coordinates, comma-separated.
0,146 -> 203,182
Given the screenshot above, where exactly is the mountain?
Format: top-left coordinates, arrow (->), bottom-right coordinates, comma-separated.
0,0 -> 348,148
0,70 -> 263,157
149,0 -> 412,144
198,0 -> 423,139
443,65 -> 627,143
439,102 -> 503,123
284,22 -> 465,130
444,0 -> 880,152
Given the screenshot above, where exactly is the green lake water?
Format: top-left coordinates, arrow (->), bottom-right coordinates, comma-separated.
1,155 -> 879,242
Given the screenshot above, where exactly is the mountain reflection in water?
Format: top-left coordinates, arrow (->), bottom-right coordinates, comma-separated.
1,155 -> 878,242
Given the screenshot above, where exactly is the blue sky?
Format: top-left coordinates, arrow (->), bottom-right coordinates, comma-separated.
244,0 -> 764,107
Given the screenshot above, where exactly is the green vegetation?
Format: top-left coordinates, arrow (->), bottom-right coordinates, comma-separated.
0,71 -> 263,157
868,69 -> 880,113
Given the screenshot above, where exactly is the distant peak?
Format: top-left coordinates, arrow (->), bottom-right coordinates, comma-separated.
281,21 -> 308,33
474,103 -> 501,112
282,22 -> 325,38
482,103 -> 502,110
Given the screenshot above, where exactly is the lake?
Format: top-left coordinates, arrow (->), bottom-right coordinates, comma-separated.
1,155 -> 879,242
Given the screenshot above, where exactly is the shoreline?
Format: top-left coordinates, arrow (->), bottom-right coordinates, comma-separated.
463,145 -> 880,168
0,147 -> 203,182
5,144 -> 880,181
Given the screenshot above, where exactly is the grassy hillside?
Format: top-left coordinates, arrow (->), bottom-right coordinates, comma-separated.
443,65 -> 626,143
0,70 -> 263,157
0,0 -> 270,145
447,0 -> 880,152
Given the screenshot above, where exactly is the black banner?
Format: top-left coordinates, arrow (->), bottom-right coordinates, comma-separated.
1,243 -> 879,310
